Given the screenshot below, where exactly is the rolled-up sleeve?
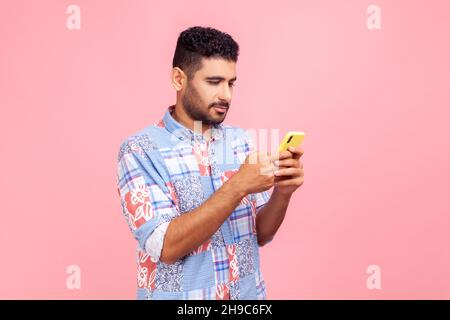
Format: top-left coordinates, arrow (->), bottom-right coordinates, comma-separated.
116,138 -> 179,261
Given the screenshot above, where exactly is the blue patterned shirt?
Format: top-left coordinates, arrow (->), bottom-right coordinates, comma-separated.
116,105 -> 270,300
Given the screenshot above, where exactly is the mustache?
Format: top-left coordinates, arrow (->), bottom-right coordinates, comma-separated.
210,102 -> 230,109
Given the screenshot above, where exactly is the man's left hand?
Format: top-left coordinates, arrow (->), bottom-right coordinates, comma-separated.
272,146 -> 304,195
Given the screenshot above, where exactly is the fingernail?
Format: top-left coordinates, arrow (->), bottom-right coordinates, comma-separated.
274,160 -> 279,166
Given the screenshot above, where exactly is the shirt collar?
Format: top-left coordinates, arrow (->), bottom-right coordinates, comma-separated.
162,105 -> 224,144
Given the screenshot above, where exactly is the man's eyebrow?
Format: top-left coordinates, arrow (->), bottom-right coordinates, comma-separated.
205,76 -> 237,82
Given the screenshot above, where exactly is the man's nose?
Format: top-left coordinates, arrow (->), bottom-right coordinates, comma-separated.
218,83 -> 232,102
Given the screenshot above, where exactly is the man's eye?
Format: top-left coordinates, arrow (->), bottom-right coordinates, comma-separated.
208,81 -> 220,85
229,82 -> 235,87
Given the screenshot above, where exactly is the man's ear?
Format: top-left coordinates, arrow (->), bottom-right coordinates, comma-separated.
171,67 -> 186,91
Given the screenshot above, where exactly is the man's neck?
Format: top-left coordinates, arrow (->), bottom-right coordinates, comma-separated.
171,103 -> 213,140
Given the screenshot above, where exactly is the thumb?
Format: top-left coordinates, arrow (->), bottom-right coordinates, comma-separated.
246,152 -> 259,165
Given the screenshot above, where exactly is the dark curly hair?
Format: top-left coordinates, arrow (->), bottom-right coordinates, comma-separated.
172,26 -> 239,80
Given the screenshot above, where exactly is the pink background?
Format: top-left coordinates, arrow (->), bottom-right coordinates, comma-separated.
1,0 -> 449,299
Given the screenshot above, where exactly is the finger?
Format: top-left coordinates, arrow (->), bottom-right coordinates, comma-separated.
245,152 -> 259,165
276,177 -> 304,187
248,152 -> 273,165
279,150 -> 294,160
260,165 -> 277,176
274,158 -> 301,168
274,167 -> 302,177
274,175 -> 290,183
287,147 -> 304,160
269,150 -> 293,162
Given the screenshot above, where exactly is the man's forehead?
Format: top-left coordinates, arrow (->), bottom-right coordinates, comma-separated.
197,57 -> 236,78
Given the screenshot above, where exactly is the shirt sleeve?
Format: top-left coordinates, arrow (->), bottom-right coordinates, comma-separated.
116,137 -> 180,261
144,221 -> 170,261
253,189 -> 271,211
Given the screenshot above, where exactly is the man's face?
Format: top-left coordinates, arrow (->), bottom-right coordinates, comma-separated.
182,57 -> 236,126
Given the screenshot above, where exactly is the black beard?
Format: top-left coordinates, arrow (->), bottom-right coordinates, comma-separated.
182,84 -> 226,126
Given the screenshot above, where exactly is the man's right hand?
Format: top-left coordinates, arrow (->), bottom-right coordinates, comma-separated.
230,152 -> 278,195
159,151 -> 280,264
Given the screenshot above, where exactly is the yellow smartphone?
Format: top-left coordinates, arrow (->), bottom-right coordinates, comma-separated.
278,131 -> 305,153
